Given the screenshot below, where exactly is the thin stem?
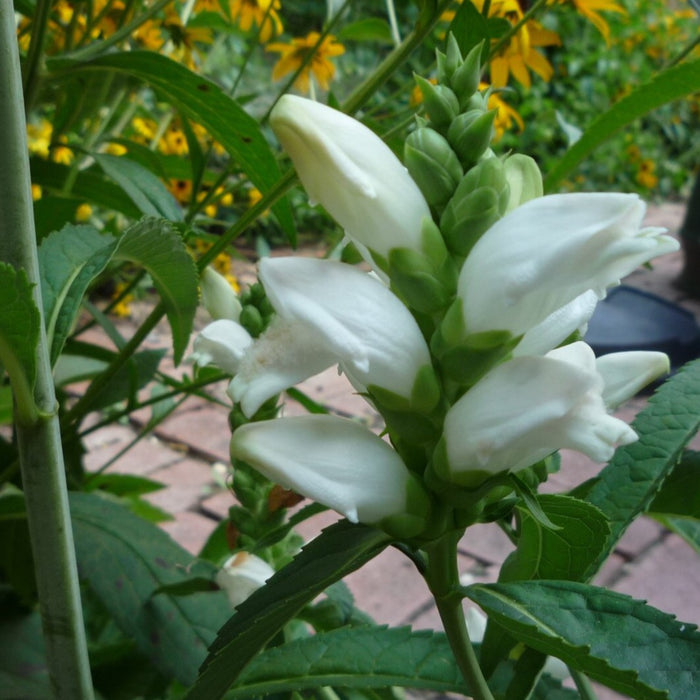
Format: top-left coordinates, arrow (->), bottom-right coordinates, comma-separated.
385,0 -> 402,47
424,534 -> 495,700
0,4 -> 94,697
488,0 -> 548,61
664,32 -> 700,69
570,669 -> 598,700
21,0 -> 52,109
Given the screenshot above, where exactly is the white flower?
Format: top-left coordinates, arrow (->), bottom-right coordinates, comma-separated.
192,320 -> 253,375
215,552 -> 275,608
270,95 -> 431,261
200,266 -> 242,322
458,193 -> 678,342
230,414 -> 431,535
230,257 -> 433,416
439,342 -> 638,485
595,351 -> 670,409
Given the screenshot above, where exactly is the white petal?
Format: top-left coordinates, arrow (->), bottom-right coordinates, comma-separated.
596,351 -> 670,409
192,320 -> 253,375
260,257 -> 431,398
200,266 -> 242,322
231,415 -> 425,525
459,193 -> 679,338
270,95 -> 431,260
215,552 -> 275,608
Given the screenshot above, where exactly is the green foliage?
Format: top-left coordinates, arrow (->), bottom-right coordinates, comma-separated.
0,610 -> 50,699
466,580 -> 700,700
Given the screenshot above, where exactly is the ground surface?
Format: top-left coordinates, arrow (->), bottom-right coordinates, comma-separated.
78,202 -> 700,700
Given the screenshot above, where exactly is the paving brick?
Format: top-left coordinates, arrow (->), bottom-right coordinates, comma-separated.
145,458 -> 219,513
159,510 -> 218,556
612,534 -> 700,623
200,489 -> 237,520
614,516 -> 664,560
457,522 -> 514,566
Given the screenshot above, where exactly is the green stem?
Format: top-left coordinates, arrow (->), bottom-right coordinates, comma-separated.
488,0 -> 548,61
664,32 -> 700,69
21,0 -> 52,109
424,533 -> 495,700
0,5 -> 94,697
570,668 -> 598,700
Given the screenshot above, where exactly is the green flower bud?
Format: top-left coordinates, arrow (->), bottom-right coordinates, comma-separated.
444,33 -> 463,81
447,109 -> 497,167
239,305 -> 264,337
389,247 -> 454,313
440,186 -> 501,256
451,41 -> 484,108
461,157 -> 510,215
503,153 -> 544,212
414,75 -> 460,128
404,127 -> 463,208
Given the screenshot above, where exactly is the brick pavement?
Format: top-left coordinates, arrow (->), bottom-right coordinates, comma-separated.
78,202 -> 700,699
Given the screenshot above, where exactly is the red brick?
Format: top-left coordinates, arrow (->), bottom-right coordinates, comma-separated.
145,458 -> 218,513
159,511 -> 218,556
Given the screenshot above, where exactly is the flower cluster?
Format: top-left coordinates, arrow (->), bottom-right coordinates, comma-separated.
195,41 -> 677,541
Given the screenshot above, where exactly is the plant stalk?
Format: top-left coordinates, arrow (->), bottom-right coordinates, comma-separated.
424,533 -> 495,700
0,4 -> 94,697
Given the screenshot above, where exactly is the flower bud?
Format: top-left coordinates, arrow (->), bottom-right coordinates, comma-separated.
200,266 -> 242,322
443,33 -> 463,81
503,154 -> 543,212
270,95 -> 431,265
447,109 -> 497,166
404,127 -> 463,208
451,42 -> 484,108
440,186 -> 502,257
216,552 -> 275,608
414,75 -> 460,128
230,415 -> 432,537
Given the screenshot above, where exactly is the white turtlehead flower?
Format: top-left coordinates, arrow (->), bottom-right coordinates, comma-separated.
200,266 -> 242,322
270,95 -> 431,261
231,414 -> 431,535
192,319 -> 253,374
230,257 -> 432,416
215,552 -> 275,608
595,351 -> 670,409
459,193 -> 678,344
440,342 -> 638,485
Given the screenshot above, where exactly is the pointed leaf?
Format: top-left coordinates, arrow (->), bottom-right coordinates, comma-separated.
0,264 -> 40,423
69,491 -> 231,686
185,521 -> 391,700
648,450 -> 700,519
545,60 -> 700,191
94,153 -> 183,221
466,580 -> 700,700
63,51 -> 294,240
581,359 -> 700,578
38,223 -> 118,364
651,515 -> 700,555
114,218 -> 198,364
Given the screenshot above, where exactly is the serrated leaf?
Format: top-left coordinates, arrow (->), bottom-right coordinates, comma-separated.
0,264 -> 40,423
115,217 -> 198,364
582,359 -> 700,579
186,521 -> 391,700
63,51 -> 294,241
69,491 -> 231,686
648,450 -> 700,519
220,626 -> 467,698
545,60 -> 700,191
466,580 -> 700,700
94,153 -> 183,221
38,223 -> 118,364
0,609 -> 50,699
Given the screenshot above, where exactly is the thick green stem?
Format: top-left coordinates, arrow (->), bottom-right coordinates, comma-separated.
424,533 -> 495,700
0,5 -> 94,698
570,668 -> 599,700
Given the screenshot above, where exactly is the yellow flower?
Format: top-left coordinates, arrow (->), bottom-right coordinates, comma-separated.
75,203 -> 93,221
626,144 -> 641,163
636,160 -> 658,189
169,179 -> 193,204
27,120 -> 53,158
132,19 -> 165,50
230,0 -> 283,43
481,83 -> 524,141
268,32 -> 345,93
162,9 -> 213,67
52,141 -> 74,165
160,126 -> 189,155
549,0 -> 626,46
474,0 -> 561,89
131,116 -> 158,142
195,0 -> 222,13
111,283 -> 134,318
32,184 -> 43,201
104,142 -> 128,156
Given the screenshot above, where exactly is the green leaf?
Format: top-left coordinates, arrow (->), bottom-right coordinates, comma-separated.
466,580 -> 700,700
581,359 -> 700,578
114,217 -> 198,364
648,450 -> 700,519
0,609 -> 50,699
85,473 -> 166,497
502,495 -> 611,582
38,223 -> 118,364
64,51 -> 294,241
448,0 -> 506,57
69,491 -> 231,686
651,515 -> 700,555
186,521 -> 391,700
0,264 -> 40,424
337,18 -> 393,44
545,59 -> 700,191
220,626 -> 467,698
94,153 -> 183,221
